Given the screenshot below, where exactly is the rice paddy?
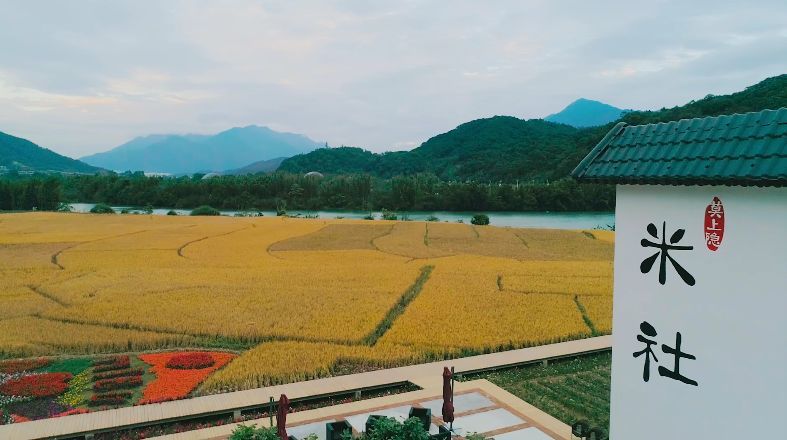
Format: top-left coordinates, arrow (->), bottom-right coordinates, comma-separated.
0,212 -> 613,396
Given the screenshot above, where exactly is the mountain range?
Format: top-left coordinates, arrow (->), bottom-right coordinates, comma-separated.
545,98 -> 626,127
80,126 -> 320,174
2,75 -> 784,179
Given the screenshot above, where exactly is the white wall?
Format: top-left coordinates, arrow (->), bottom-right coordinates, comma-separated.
611,185 -> 786,439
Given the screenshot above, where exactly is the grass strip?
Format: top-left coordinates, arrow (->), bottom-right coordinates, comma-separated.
362,265 -> 434,346
573,295 -> 598,336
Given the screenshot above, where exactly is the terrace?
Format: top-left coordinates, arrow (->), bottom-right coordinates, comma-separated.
165,380 -> 566,440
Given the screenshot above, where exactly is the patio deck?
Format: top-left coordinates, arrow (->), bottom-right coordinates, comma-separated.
158,379 -> 572,440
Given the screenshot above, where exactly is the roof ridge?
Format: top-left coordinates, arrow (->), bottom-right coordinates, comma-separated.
623,107 -> 787,129
570,122 -> 627,179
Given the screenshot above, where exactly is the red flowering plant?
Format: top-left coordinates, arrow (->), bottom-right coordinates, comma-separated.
93,368 -> 144,381
138,352 -> 235,404
93,376 -> 143,392
0,358 -> 49,374
11,413 -> 31,423
0,373 -> 72,398
54,408 -> 90,417
89,391 -> 133,407
93,355 -> 130,372
165,353 -> 215,370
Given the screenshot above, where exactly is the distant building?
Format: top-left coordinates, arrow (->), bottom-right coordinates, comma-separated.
572,108 -> 786,439
304,171 -> 324,178
201,172 -> 221,180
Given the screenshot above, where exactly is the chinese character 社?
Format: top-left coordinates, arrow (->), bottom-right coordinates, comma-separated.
634,321 -> 698,386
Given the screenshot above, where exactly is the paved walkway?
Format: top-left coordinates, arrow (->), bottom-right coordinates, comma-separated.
0,336 -> 610,440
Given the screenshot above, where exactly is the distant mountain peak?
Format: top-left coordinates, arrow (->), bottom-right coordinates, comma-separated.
80,126 -> 320,174
545,98 -> 626,128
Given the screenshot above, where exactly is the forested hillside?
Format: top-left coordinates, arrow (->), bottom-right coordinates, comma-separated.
279,118 -> 582,182
621,74 -> 787,125
280,75 -> 787,182
0,131 -> 100,174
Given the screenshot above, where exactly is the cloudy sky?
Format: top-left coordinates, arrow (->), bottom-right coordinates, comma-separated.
1,0 -> 785,158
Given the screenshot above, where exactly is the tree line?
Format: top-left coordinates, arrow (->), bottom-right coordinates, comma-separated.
0,177 -> 61,211
0,172 -> 614,213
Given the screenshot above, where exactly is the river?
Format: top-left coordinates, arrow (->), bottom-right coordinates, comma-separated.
67,203 -> 614,230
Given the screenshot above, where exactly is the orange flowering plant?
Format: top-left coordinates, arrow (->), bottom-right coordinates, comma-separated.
138,352 -> 235,404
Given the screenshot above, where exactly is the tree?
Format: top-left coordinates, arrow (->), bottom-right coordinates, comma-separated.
190,205 -> 220,216
471,214 -> 490,225
90,203 -> 115,214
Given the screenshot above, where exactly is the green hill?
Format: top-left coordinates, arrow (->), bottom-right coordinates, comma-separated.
0,131 -> 100,174
280,118 -> 581,181
279,74 -> 787,182
224,157 -> 288,175
621,74 -> 787,125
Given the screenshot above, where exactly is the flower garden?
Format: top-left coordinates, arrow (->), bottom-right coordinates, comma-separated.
0,351 -> 235,424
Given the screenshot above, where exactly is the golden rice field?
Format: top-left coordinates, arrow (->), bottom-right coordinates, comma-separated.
0,212 -> 613,394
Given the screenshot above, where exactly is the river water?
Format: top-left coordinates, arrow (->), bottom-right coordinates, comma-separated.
67,203 -> 614,230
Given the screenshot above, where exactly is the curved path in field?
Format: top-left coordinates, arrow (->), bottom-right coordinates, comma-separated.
51,229 -> 152,269
176,224 -> 253,258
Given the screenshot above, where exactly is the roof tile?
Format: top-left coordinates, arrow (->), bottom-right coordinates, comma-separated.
572,108 -> 787,186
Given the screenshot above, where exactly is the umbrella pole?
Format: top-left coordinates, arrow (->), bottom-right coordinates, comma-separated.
269,396 -> 274,427
450,366 -> 455,437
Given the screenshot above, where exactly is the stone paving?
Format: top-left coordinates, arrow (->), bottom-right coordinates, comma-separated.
159,380 -> 570,440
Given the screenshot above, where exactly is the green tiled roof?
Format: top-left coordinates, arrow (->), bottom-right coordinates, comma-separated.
571,108 -> 787,187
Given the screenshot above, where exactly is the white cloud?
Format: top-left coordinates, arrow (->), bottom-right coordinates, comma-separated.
0,0 -> 785,158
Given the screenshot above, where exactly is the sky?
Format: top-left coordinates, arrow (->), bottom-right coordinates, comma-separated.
1,0 -> 785,158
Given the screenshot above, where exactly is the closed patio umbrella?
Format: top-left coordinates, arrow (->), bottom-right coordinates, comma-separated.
442,367 -> 454,425
277,394 -> 290,440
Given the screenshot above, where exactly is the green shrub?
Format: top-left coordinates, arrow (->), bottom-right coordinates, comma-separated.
90,203 -> 115,214
167,210 -> 178,216
426,215 -> 439,222
229,424 -> 278,440
470,214 -> 489,225
56,202 -> 73,212
190,205 -> 220,216
382,209 -> 398,220
275,199 -> 287,216
360,416 -> 429,440
143,204 -> 154,215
